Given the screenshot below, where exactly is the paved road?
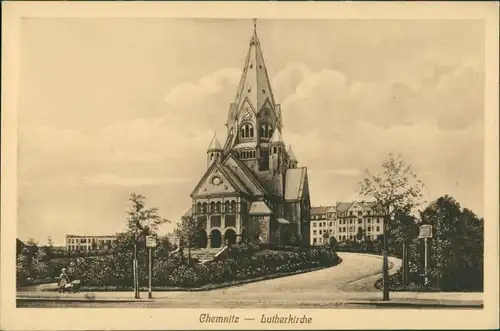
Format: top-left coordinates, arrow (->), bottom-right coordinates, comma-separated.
17,253 -> 411,308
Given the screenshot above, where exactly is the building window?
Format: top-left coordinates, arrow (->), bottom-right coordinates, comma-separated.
211,215 -> 221,228
313,223 -> 317,227
367,210 -> 371,215
367,218 -> 371,223
313,230 -> 317,235
349,211 -> 353,216
240,123 -> 254,139
377,226 -> 380,231
329,222 -> 332,226
358,219 -> 362,224
367,226 -> 371,232
313,238 -> 317,243
215,201 -> 221,213
377,219 -> 380,223
225,214 -> 236,227
260,124 -> 273,139
349,220 -> 353,224
210,202 -> 215,213
358,211 -> 362,216
202,202 -> 207,213
329,229 -> 333,234
240,149 -> 256,160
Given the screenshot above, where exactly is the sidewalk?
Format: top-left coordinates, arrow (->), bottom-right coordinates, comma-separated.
16,290 -> 483,307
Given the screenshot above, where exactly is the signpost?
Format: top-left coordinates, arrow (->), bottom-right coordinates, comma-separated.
418,224 -> 433,285
146,235 -> 157,299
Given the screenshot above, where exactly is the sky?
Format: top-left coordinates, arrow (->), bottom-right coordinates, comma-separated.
17,18 -> 485,246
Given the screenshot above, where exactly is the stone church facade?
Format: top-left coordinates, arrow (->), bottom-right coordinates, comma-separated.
185,21 -> 312,249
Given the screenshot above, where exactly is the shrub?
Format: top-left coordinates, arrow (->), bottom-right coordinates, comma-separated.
69,246 -> 340,288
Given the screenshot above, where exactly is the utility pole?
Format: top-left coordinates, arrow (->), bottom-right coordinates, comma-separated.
424,236 -> 428,285
382,212 -> 390,301
146,235 -> 157,299
133,231 -> 140,299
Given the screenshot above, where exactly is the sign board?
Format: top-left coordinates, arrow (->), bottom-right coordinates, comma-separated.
419,224 -> 433,238
146,236 -> 157,248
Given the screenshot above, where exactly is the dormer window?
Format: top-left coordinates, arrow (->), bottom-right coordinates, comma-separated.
260,123 -> 273,139
240,123 -> 254,139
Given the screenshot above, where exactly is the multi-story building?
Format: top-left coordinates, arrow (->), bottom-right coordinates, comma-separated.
66,235 -> 117,251
335,201 -> 384,241
310,206 -> 336,246
309,201 -> 384,244
184,20 -> 312,249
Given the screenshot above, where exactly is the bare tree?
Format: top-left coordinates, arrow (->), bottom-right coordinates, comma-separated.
359,153 -> 425,301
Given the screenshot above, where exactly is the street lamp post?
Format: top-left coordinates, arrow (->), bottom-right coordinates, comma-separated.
382,213 -> 390,301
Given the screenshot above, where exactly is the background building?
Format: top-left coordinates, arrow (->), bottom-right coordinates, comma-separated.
310,201 -> 384,245
310,206 -> 336,246
335,201 -> 384,241
66,235 -> 117,251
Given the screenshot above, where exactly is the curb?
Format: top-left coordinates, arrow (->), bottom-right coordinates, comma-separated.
17,297 -> 153,303
348,300 -> 483,309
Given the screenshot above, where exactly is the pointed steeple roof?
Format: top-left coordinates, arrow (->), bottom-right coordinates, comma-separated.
270,128 -> 284,144
288,145 -> 297,161
207,134 -> 222,151
233,19 -> 276,113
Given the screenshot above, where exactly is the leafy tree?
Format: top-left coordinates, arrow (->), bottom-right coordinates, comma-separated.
175,216 -> 205,265
359,153 -> 425,300
125,193 -> 169,298
16,238 -> 50,283
418,196 -> 483,291
329,236 -> 338,250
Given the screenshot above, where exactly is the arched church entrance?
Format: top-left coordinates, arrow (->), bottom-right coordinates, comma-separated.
195,229 -> 207,248
225,229 -> 236,245
210,229 -> 222,249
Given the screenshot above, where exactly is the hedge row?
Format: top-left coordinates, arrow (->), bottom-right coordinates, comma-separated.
69,247 -> 340,288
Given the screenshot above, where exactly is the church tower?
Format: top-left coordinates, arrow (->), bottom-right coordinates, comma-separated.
190,19 -> 312,249
223,19 -> 283,175
269,129 -> 286,175
207,134 -> 222,168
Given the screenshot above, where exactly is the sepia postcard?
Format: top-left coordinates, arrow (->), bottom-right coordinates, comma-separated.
1,1 -> 499,330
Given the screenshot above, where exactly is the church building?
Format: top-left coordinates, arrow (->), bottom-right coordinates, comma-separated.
186,20 -> 312,248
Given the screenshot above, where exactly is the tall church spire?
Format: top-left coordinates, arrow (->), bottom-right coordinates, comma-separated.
232,19 -> 276,115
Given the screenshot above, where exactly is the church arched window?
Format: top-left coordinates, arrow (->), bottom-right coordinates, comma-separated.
210,202 -> 215,213
215,201 -> 221,213
260,124 -> 273,139
224,201 -> 230,212
240,123 -> 254,139
196,202 -> 202,213
202,202 -> 207,213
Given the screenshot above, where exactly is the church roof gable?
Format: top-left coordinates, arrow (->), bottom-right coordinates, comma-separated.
191,161 -> 247,197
